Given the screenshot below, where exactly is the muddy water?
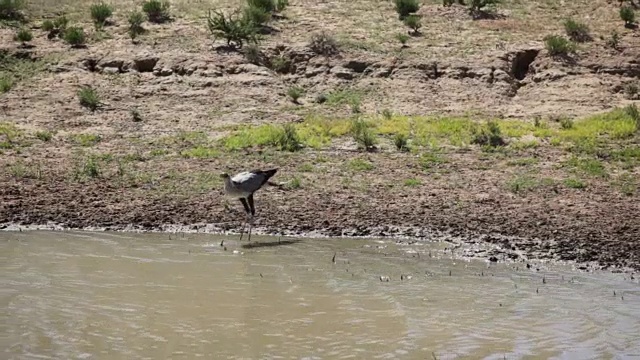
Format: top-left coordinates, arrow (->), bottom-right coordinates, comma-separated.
1,231 -> 639,359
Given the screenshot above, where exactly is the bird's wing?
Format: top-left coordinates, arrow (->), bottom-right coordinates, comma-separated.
231,171 -> 266,193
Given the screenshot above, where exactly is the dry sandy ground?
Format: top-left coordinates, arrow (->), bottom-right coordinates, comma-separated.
1,0 -> 639,273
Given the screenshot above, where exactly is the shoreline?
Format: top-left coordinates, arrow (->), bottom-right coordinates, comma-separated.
1,220 -> 635,275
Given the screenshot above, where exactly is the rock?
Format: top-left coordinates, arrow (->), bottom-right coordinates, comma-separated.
305,65 -> 328,78
330,66 -> 354,80
532,69 -> 566,82
343,59 -> 371,73
154,67 -> 173,77
102,67 -> 120,74
493,69 -> 512,83
132,55 -> 159,72
100,59 -> 125,70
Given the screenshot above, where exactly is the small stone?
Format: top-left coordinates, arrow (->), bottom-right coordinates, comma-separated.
330,66 -> 354,80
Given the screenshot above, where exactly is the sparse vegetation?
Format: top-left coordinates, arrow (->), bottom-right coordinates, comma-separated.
309,31 -> 339,56
14,28 -> 32,44
564,178 -> 586,189
563,19 -> 591,42
624,104 -> 640,131
544,35 -> 576,57
128,11 -> 146,40
269,55 -> 290,73
0,76 -> 13,93
77,87 -> 100,111
471,120 -> 505,147
90,2 -> 113,28
63,26 -> 87,47
560,117 -> 574,129
348,158 -> 375,171
243,4 -> 271,27
0,0 -> 23,21
469,0 -> 500,17
396,33 -> 409,47
243,43 -> 262,64
351,118 -> 377,151
42,15 -> 68,39
35,131 -> 53,142
620,6 -> 635,28
394,0 -> 420,19
394,133 -> 409,152
131,108 -> 142,122
404,178 -> 421,187
606,31 -> 620,50
247,0 -> 276,13
207,9 -> 258,49
287,86 -> 304,104
142,0 -> 170,23
74,133 -> 101,147
275,124 -> 302,152
624,83 -> 639,100
403,14 -> 422,35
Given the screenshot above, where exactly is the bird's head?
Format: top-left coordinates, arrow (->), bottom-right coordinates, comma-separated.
220,172 -> 230,179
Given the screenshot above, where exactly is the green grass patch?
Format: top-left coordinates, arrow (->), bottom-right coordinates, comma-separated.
419,151 -> 447,170
563,177 -> 586,189
564,156 -> 607,178
35,130 -> 53,142
612,173 -> 637,196
0,122 -> 22,149
506,157 -> 538,166
403,178 -> 421,187
73,133 -> 101,147
507,174 -> 548,194
347,158 -> 374,171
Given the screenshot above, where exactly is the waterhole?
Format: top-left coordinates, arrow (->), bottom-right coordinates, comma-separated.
1,231 -> 639,359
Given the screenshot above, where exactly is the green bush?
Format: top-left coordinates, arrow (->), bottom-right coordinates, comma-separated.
287,86 -> 304,103
207,9 -> 257,49
469,0 -> 500,12
624,104 -> 640,131
14,27 -> 32,42
396,33 -> 409,47
563,19 -> 591,42
64,26 -> 86,47
90,2 -> 113,27
403,14 -> 422,34
0,76 -> 13,93
36,131 -> 53,142
394,133 -> 409,151
0,0 -> 24,21
270,55 -> 290,73
351,118 -> 377,151
247,0 -> 275,12
142,0 -> 170,23
243,4 -> 271,26
42,19 -> 54,31
42,15 -> 68,39
275,0 -> 288,12
78,86 -> 100,111
275,124 -> 301,151
394,0 -> 419,19
544,35 -> 576,57
243,43 -> 262,64
472,120 -> 505,147
620,6 -> 635,26
560,117 -> 573,129
309,31 -> 339,56
128,11 -> 146,39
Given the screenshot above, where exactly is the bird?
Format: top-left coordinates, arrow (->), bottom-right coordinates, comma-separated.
220,168 -> 278,241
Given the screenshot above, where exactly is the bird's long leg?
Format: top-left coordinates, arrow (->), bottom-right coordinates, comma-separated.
247,194 -> 255,242
239,198 -> 251,241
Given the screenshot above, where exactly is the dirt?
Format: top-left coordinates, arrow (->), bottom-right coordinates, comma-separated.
1,0 -> 640,273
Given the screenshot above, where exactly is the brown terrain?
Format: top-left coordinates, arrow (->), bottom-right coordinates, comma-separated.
1,0 -> 639,273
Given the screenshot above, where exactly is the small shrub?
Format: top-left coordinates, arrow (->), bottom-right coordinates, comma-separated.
78,86 -> 100,111
564,178 -> 586,189
309,31 -> 339,56
396,33 -> 409,47
275,0 -> 288,12
275,124 -> 301,151
394,133 -> 409,152
348,158 -> 374,171
270,55 -> 290,73
64,26 -> 86,47
0,76 -> 13,93
350,98 -> 361,114
624,104 -> 640,131
243,43 -> 262,64
90,2 -> 113,28
394,0 -> 420,19
351,118 -> 377,151
287,86 -> 304,103
207,9 -> 257,49
131,108 -> 142,122
35,131 -> 52,142
247,0 -> 275,13
403,14 -> 422,35
620,6 -> 635,27
560,117 -> 574,129
142,0 -> 170,23
314,93 -> 327,104
544,35 -> 576,57
243,4 -> 271,27
443,0 -> 454,6
563,19 -> 591,42
624,83 -> 639,100
404,178 -> 421,186
533,116 -> 542,128
43,15 -> 68,39
469,0 -> 500,16
0,0 -> 24,21
128,11 -> 146,40
13,27 -> 32,43
606,31 -> 620,50
472,120 -> 505,147
382,109 -> 393,119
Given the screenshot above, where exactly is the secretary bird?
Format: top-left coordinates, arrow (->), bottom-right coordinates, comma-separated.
220,168 -> 279,241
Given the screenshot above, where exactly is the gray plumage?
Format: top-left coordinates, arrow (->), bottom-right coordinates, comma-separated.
220,168 -> 278,241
